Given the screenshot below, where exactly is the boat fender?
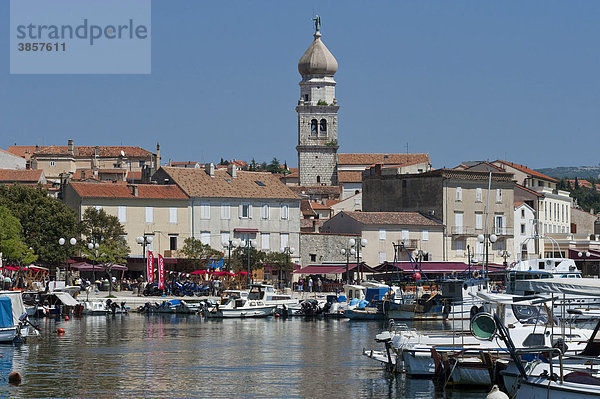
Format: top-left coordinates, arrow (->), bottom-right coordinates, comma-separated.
64,316 -> 69,321
8,372 -> 22,385
472,270 -> 480,279
56,328 -> 65,335
486,385 -> 508,399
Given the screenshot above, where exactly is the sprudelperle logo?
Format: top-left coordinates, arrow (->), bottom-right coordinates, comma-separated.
10,0 -> 151,74
15,18 -> 149,46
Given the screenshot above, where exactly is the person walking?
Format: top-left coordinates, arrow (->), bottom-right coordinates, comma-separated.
308,277 -> 313,293
317,277 -> 322,293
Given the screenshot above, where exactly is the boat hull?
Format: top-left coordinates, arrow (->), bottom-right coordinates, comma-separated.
205,305 -> 276,318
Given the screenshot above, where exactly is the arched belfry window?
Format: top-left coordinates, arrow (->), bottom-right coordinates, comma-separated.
319,119 -> 327,135
316,176 -> 321,184
310,119 -> 318,136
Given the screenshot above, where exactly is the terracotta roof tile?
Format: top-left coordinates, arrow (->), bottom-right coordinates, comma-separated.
289,185 -> 341,196
0,169 -> 43,182
341,211 -> 442,226
8,145 -> 153,158
157,167 -> 299,200
310,201 -> 331,210
69,182 -> 188,200
338,153 -> 430,166
494,160 -> 558,182
514,183 -> 543,197
514,201 -> 525,208
300,200 -> 317,217
338,171 -> 363,183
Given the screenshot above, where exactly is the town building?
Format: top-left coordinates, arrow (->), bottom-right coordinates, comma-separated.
321,211 -> 444,266
362,166 -> 515,264
7,140 -> 159,183
0,149 -> 26,170
0,169 -> 47,185
152,164 -> 301,263
62,181 -> 190,272
514,202 -> 536,261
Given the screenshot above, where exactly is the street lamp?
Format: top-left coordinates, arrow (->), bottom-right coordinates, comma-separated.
578,251 -> 591,276
241,239 -> 257,288
343,238 -> 368,282
340,245 -> 356,283
499,250 -> 512,266
222,239 -> 239,271
87,242 -> 100,283
280,246 -> 295,289
136,235 -> 153,282
59,237 -> 77,285
477,233 -> 497,279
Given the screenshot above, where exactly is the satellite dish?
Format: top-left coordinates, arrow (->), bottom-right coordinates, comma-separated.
120,150 -> 125,157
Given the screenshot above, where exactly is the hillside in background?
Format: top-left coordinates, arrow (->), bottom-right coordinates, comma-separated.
537,165 -> 600,179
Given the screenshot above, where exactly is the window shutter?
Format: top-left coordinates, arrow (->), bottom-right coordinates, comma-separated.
248,204 -> 253,219
238,204 -> 243,219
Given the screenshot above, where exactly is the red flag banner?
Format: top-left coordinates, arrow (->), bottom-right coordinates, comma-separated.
158,254 -> 165,289
147,250 -> 154,283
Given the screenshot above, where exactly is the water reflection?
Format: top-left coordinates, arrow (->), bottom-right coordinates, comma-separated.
0,315 -> 486,398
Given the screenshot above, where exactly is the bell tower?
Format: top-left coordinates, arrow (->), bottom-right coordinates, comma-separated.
296,16 -> 339,186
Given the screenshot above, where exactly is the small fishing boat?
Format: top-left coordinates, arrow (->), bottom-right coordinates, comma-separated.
203,296 -> 276,318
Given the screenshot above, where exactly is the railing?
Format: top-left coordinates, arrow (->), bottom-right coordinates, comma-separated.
494,227 -> 514,236
450,226 -> 474,236
401,239 -> 420,249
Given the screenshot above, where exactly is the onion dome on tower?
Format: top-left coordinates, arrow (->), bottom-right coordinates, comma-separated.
298,20 -> 338,76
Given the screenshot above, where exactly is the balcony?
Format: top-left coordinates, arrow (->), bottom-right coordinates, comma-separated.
401,239 -> 420,249
450,226 -> 475,236
493,227 -> 513,236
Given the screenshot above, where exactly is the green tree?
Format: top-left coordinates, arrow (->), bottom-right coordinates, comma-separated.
0,185 -> 78,266
264,251 -> 293,285
80,207 -> 130,297
181,237 -> 222,269
229,246 -> 266,273
266,157 -> 284,174
0,206 -> 38,265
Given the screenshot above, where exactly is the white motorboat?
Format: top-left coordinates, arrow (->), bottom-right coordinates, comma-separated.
248,284 -> 300,311
0,291 -> 35,343
204,296 -> 276,318
364,293 -> 592,377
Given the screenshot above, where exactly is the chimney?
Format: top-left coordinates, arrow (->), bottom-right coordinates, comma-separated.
205,162 -> 215,177
68,139 -> 74,155
227,163 -> 237,178
155,142 -> 161,169
129,184 -> 139,197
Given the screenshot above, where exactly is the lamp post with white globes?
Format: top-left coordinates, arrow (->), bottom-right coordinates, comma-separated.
136,235 -> 153,282
340,245 -> 356,283
578,251 -> 591,276
341,238 -> 368,283
58,237 -> 77,285
500,250 -> 512,267
222,239 -> 239,271
241,239 -> 257,288
477,233 -> 497,279
280,246 -> 295,289
87,242 -> 100,283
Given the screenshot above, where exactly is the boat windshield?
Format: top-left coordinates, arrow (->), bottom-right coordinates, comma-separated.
512,304 -> 556,325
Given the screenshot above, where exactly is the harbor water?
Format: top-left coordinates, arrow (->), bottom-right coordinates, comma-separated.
0,315 -> 486,398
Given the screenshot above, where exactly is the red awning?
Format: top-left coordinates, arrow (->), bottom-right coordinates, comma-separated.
376,261 -> 505,274
234,228 -> 259,233
293,264 -> 352,274
569,248 -> 600,260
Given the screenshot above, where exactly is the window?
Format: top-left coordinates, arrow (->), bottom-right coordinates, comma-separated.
280,233 -> 289,249
139,160 -> 146,167
495,215 -> 506,235
304,94 -> 309,101
200,231 -> 210,246
521,224 -> 526,234
319,119 -> 327,134
475,213 -> 483,230
475,188 -> 482,202
354,198 -> 360,205
456,187 -> 462,201
422,230 -> 429,241
456,240 -> 463,256
454,212 -> 463,234
221,203 -> 230,220
310,254 -> 317,262
379,229 -> 386,240
476,242 -> 484,259
310,119 -> 318,135
261,233 -> 270,250
239,204 -> 251,219
261,204 -> 270,220
118,206 -> 126,223
538,180 -> 543,187
169,235 -> 178,251
521,209 -> 525,218
200,203 -> 210,219
145,207 -> 153,223
221,231 -> 230,245
169,207 -> 177,224
316,176 -> 321,184
378,252 -> 386,263
281,204 -> 289,220
544,202 -> 547,219
401,229 -> 409,240
496,188 -> 502,203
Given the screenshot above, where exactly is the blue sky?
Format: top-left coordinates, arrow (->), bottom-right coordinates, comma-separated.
2,1 -> 599,169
